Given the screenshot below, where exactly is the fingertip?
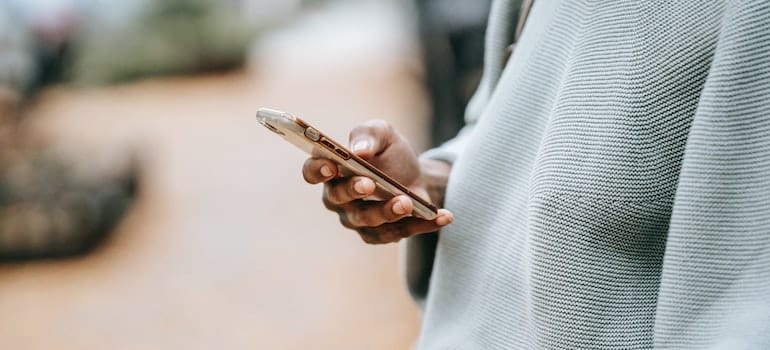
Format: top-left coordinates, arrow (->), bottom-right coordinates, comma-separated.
320,164 -> 333,178
353,176 -> 375,195
435,209 -> 454,226
401,196 -> 414,212
351,138 -> 374,157
321,159 -> 339,178
350,120 -> 393,158
303,158 -> 337,184
391,196 -> 412,216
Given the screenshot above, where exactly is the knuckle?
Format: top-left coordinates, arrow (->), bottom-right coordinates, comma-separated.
302,170 -> 315,183
301,161 -> 315,183
361,213 -> 379,228
322,188 -> 334,208
391,223 -> 411,238
323,186 -> 343,209
358,228 -> 382,245
358,231 -> 375,244
326,183 -> 345,204
352,206 -> 377,227
348,208 -> 363,227
302,158 -> 325,182
338,212 -> 356,230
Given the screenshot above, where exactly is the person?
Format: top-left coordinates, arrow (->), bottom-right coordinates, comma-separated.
303,0 -> 770,348
415,0 -> 491,146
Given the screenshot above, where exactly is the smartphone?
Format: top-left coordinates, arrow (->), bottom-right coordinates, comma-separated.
256,108 -> 438,220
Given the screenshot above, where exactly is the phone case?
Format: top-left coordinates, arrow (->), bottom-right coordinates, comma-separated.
256,108 -> 438,220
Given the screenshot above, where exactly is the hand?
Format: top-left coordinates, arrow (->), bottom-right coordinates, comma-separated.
302,120 -> 453,244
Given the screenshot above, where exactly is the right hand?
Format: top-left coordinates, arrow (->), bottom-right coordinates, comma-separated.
302,120 -> 453,244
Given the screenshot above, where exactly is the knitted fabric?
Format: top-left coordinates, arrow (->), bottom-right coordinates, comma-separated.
406,0 -> 770,348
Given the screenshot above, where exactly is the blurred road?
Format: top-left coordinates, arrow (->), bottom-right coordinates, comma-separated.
0,4 -> 431,349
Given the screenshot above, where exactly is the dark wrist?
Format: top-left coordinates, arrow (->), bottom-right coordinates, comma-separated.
418,158 -> 452,207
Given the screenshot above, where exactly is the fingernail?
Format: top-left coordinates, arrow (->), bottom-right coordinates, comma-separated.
392,198 -> 407,215
320,165 -> 333,177
436,212 -> 453,226
354,178 -> 372,194
352,139 -> 372,153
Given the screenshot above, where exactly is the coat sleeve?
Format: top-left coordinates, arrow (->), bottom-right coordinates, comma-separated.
653,1 -> 770,348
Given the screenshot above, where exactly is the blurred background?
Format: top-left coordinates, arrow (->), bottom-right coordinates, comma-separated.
0,0 -> 489,348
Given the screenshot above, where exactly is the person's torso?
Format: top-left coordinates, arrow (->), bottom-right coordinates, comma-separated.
418,0 -> 726,348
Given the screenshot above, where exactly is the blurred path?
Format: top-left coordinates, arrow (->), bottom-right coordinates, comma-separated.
0,4 -> 430,349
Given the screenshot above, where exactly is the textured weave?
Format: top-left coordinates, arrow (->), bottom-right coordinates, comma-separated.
406,0 -> 770,349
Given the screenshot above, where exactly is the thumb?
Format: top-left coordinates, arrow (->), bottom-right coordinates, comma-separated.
349,120 -> 393,159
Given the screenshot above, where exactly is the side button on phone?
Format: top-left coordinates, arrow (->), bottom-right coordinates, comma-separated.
335,148 -> 351,160
320,138 -> 335,150
304,127 -> 321,141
